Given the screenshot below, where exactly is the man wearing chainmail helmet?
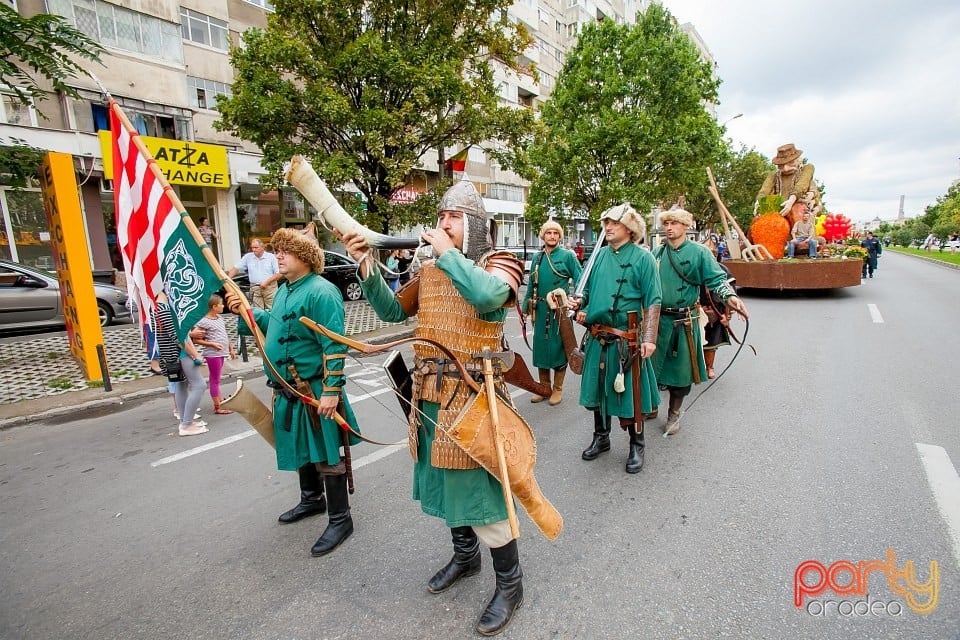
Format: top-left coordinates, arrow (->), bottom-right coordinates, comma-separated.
227,228 -> 362,558
568,203 -> 661,474
521,219 -> 582,405
344,178 -> 532,636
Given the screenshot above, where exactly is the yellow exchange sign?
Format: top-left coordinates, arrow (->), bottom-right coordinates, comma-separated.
99,132 -> 230,187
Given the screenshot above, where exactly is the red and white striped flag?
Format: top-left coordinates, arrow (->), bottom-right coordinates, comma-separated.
111,100 -> 218,341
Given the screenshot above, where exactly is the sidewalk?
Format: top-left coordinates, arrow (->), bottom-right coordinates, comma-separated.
0,301 -> 413,429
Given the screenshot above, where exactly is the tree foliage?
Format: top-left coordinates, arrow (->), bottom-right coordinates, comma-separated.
506,4 -> 725,231
0,5 -> 102,115
216,0 -> 536,234
685,144 -> 772,233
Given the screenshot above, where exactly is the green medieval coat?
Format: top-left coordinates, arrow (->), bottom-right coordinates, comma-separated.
246,273 -> 360,471
521,246 -> 583,369
651,240 -> 736,388
362,249 -> 511,528
577,242 -> 661,418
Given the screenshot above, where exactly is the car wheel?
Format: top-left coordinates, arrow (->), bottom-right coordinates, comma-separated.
97,301 -> 114,327
343,281 -> 363,302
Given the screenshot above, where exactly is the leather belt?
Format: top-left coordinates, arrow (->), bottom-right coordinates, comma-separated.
589,323 -> 635,341
662,305 -> 697,316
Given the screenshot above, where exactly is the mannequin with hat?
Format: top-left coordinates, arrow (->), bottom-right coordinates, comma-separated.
650,208 -> 749,436
521,219 -> 583,405
756,143 -> 822,219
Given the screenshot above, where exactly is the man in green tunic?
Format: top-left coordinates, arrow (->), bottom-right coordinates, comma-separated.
521,219 -> 582,405
343,180 -> 528,636
228,228 -> 361,558
651,208 -> 749,435
569,204 -> 661,474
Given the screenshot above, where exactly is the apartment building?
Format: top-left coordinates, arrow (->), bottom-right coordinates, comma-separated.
1,0 -> 653,280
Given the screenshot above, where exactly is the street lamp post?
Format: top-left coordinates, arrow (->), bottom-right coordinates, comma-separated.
721,113 -> 743,127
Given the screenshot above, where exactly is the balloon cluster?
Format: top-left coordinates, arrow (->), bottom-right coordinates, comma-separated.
822,213 -> 853,243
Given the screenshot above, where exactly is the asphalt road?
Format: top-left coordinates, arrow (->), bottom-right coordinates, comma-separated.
1,251 -> 958,639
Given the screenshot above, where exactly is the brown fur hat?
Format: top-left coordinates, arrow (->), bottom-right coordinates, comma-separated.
269,227 -> 324,274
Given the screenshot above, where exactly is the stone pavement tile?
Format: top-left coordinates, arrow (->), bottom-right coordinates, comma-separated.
0,301 -> 412,428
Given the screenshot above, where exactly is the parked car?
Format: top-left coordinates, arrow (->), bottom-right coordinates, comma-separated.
501,246 -> 536,274
322,250 -> 364,301
0,259 -> 131,330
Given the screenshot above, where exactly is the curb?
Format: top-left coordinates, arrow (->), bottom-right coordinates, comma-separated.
887,249 -> 960,271
0,325 -> 415,431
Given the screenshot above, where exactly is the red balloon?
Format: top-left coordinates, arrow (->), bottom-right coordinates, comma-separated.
822,213 -> 852,242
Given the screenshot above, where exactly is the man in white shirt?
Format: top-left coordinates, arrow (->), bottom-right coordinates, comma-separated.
787,206 -> 818,258
228,239 -> 280,309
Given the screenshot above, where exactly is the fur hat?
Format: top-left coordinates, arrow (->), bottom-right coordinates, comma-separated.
539,219 -> 564,241
269,227 -> 324,274
659,207 -> 694,228
772,143 -> 802,166
600,203 -> 646,243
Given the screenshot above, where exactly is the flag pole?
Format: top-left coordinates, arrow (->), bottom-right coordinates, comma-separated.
88,72 -> 326,414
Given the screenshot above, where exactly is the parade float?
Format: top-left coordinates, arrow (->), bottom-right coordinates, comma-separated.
707,158 -> 863,290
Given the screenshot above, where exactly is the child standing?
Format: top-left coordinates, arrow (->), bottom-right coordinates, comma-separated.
192,294 -> 237,415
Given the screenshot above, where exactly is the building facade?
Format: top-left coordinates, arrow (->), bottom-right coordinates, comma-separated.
1,0 -> 652,279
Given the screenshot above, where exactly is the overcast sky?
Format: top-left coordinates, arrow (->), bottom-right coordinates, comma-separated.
661,0 -> 960,222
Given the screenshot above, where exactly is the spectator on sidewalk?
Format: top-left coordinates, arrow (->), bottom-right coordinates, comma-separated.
154,292 -> 208,436
191,294 -> 236,415
228,239 -> 280,310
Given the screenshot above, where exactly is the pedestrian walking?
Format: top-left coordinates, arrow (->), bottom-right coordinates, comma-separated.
521,219 -> 582,405
568,203 -> 661,474
228,239 -> 280,310
154,291 -> 208,436
651,207 -> 748,436
227,228 -> 362,558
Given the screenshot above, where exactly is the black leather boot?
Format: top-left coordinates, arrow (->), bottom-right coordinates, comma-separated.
625,423 -> 644,474
476,539 -> 524,636
278,463 -> 326,523
310,473 -> 353,557
581,411 -> 611,460
427,526 -> 481,593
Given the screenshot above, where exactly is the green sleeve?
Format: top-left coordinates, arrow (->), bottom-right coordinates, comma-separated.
237,307 -> 268,336
308,288 -> 348,397
700,250 -> 736,301
360,268 -> 408,323
521,251 -> 540,305
437,250 -> 510,313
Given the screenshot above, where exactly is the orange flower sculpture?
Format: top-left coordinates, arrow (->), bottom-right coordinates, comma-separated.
749,213 -> 790,259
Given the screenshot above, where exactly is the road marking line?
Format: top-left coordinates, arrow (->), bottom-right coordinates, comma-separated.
916,443 -> 960,568
867,303 -> 884,323
152,386 -> 525,467
347,387 -> 394,403
151,431 -> 257,466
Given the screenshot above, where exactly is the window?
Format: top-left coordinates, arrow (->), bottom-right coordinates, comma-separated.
45,0 -> 183,64
186,77 -> 232,111
243,0 -> 274,9
488,184 -> 525,202
180,8 -> 229,50
0,90 -> 38,126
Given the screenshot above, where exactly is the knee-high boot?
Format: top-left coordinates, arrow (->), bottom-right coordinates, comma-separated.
427,526 -> 481,593
581,411 -> 611,460
625,423 -> 644,473
548,367 -> 566,406
475,539 -> 524,636
664,392 -> 684,436
530,368 -> 551,403
310,473 -> 353,557
278,463 -> 326,523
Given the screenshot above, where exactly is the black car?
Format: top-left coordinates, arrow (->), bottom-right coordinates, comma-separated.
321,251 -> 364,301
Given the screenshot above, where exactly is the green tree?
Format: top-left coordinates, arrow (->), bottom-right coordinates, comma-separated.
216,0 -> 535,234
686,143 -> 772,233
506,4 -> 724,231
0,5 -> 102,114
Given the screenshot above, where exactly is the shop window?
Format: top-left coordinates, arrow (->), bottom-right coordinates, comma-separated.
0,189 -> 54,268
